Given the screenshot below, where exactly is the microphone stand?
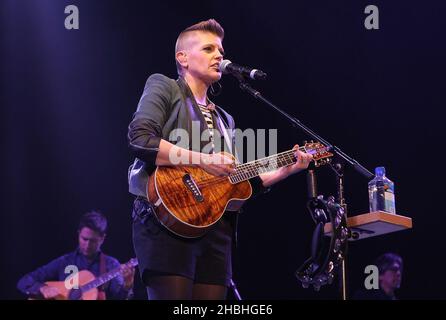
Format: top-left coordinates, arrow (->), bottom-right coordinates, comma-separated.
229,279 -> 243,300
234,75 -> 373,300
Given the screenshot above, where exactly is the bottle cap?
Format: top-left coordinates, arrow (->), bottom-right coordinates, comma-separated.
375,166 -> 385,176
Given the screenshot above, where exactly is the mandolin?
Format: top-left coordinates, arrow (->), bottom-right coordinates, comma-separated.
147,142 -> 333,238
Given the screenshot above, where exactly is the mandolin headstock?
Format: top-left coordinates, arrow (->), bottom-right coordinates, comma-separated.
303,141 -> 333,167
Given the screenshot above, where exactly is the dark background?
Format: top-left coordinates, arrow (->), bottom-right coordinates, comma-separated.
1,0 -> 445,299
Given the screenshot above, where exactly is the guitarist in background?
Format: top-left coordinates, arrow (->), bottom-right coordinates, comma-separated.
17,211 -> 135,300
128,19 -> 313,300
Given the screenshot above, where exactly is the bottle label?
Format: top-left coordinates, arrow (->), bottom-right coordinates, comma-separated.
384,190 -> 396,214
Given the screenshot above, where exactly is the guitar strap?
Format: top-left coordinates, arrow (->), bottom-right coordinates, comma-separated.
214,109 -> 234,156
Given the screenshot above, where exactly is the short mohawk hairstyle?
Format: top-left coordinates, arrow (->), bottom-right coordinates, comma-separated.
175,19 -> 224,75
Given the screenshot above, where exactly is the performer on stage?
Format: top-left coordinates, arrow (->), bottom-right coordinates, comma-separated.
17,211 -> 135,300
128,19 -> 313,300
353,252 -> 403,300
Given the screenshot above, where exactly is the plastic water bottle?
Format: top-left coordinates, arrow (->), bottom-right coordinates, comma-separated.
368,166 -> 396,214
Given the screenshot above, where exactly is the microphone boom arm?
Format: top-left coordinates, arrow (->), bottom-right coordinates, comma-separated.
236,79 -> 373,179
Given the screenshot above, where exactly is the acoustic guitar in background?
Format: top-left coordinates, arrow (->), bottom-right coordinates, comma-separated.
32,258 -> 138,300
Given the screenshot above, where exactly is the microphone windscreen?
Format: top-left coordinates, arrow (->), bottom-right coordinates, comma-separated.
219,59 -> 232,73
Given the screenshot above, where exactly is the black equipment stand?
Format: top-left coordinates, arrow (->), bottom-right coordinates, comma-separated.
235,75 -> 373,300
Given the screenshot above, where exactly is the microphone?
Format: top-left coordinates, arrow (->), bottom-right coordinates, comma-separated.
219,59 -> 267,80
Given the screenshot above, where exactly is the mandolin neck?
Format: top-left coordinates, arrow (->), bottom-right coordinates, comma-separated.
229,147 -> 302,184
